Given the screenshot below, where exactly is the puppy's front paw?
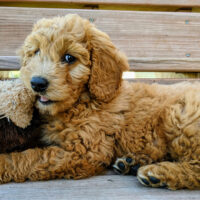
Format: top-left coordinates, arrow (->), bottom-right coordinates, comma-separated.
113,156 -> 140,175
137,165 -> 167,188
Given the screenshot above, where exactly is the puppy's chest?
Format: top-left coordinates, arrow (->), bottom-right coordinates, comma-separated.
41,110 -> 122,146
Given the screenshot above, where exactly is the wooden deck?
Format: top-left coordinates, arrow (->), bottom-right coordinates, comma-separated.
1,172 -> 199,200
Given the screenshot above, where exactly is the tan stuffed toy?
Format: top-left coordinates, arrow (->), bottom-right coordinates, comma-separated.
0,79 -> 44,153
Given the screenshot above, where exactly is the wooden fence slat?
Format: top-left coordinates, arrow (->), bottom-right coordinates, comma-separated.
1,7 -> 200,72
2,56 -> 200,72
1,0 -> 200,7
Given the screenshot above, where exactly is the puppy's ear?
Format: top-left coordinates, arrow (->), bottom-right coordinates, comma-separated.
87,25 -> 129,102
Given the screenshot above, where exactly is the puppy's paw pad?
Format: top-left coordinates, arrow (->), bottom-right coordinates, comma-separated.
118,161 -> 125,170
125,157 -> 133,164
113,156 -> 140,175
113,158 -> 128,174
149,176 -> 160,184
137,166 -> 167,188
139,177 -> 150,186
113,156 -> 136,174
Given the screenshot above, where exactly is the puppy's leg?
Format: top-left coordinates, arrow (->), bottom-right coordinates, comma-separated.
113,153 -> 154,175
0,146 -> 111,183
135,90 -> 200,190
137,160 -> 200,190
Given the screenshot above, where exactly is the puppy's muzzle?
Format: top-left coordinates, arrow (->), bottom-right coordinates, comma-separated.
31,76 -> 49,93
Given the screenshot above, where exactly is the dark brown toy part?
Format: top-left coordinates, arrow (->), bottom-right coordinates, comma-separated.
0,109 -> 47,153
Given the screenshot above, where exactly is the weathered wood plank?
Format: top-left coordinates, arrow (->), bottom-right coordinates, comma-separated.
130,58 -> 200,72
1,7 -> 200,72
0,174 -> 199,200
0,56 -> 20,70
0,7 -> 200,63
1,0 -> 200,7
127,78 -> 200,84
2,56 -> 200,72
1,7 -> 200,58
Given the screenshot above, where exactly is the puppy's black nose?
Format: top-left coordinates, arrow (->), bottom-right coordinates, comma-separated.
31,76 -> 49,92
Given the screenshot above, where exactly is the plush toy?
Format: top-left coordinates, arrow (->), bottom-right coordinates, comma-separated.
0,79 -> 44,153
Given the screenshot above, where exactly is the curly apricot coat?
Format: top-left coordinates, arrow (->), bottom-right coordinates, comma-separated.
0,14 -> 199,190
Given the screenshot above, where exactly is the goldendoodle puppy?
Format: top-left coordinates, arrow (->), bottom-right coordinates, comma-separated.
0,14 -> 200,190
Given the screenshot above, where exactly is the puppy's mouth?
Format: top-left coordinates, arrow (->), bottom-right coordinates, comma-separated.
38,95 -> 54,105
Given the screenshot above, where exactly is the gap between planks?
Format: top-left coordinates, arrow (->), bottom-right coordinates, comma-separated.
1,0 -> 200,7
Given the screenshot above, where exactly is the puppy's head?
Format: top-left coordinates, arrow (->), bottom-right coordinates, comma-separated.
19,14 -> 129,115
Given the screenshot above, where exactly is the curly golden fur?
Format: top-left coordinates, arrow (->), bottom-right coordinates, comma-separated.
0,14 -> 200,190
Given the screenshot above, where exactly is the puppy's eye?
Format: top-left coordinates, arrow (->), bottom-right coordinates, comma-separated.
34,49 -> 40,55
62,54 -> 76,64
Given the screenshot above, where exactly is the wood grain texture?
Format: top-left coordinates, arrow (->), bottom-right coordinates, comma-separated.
1,7 -> 200,72
0,174 -> 199,200
0,56 -> 20,70
127,78 -> 200,84
1,0 -> 200,7
2,56 -> 200,72
130,58 -> 200,72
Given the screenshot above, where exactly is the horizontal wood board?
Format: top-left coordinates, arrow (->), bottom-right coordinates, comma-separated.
1,0 -> 200,7
126,78 -> 200,84
2,56 -> 200,72
1,7 -> 200,71
0,174 -> 199,200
